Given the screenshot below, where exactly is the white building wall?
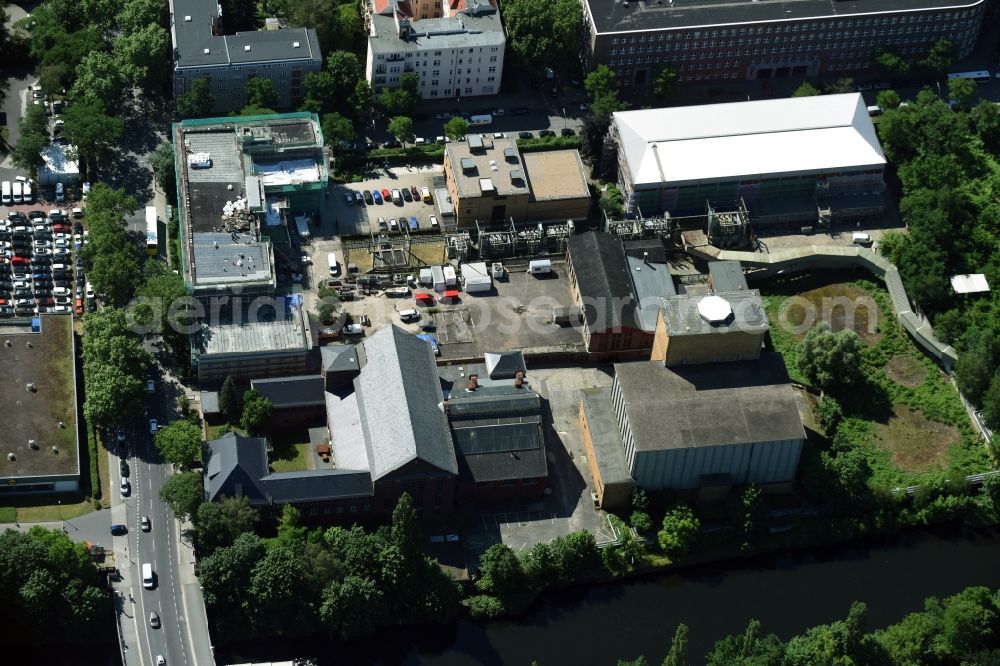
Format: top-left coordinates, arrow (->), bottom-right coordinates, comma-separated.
369,41 -> 503,99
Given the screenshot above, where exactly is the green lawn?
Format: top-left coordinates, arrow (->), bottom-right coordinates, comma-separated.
269,431 -> 312,473
762,274 -> 988,487
0,506 -> 15,522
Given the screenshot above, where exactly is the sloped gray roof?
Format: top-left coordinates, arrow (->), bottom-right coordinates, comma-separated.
484,351 -> 526,379
355,326 -> 457,480
567,231 -> 640,332
250,375 -> 325,408
204,431 -> 372,504
322,345 -> 361,374
204,432 -> 269,502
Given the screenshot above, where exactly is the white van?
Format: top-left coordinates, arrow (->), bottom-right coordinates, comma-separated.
22,181 -> 32,203
142,563 -> 154,589
852,232 -> 873,246
391,189 -> 402,205
12,181 -> 23,204
327,252 -> 340,276
528,259 -> 552,275
398,308 -> 420,323
1,181 -> 11,205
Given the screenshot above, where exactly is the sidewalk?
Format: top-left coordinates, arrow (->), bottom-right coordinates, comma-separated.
175,516 -> 216,666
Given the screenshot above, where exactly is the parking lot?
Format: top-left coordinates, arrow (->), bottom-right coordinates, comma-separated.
0,208 -> 88,318
326,166 -> 445,237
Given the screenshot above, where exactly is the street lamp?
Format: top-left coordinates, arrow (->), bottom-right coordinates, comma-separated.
562,107 -> 566,131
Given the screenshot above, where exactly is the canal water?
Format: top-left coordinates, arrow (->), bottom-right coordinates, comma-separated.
218,527 -> 1000,666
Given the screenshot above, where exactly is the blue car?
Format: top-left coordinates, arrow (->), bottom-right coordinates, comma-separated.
372,190 -> 383,204
408,216 -> 418,231
33,273 -> 50,281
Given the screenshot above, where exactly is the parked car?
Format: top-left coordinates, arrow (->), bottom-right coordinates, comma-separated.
149,611 -> 160,629
120,478 -> 130,497
401,187 -> 412,202
354,191 -> 364,205
539,129 -> 556,137
110,524 -> 127,536
429,215 -> 439,229
372,190 -> 383,204
146,379 -> 155,393
381,188 -> 391,200
560,128 -> 575,136
518,131 -> 533,140
149,419 -> 158,434
511,107 -> 530,115
120,459 -> 129,477
342,323 -> 364,335
363,190 -> 373,204
343,192 -> 354,206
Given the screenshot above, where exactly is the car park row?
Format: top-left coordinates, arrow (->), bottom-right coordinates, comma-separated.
0,209 -> 90,318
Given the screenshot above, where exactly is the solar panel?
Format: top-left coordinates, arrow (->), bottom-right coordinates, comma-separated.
453,422 -> 541,455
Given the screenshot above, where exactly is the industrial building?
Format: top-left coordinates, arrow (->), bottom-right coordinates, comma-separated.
168,0 -> 323,113
565,232 -> 676,355
365,0 -> 506,99
581,0 -> 986,90
203,328 -> 548,518
579,261 -> 804,508
0,316 -> 81,495
443,135 -> 591,227
612,93 -> 887,229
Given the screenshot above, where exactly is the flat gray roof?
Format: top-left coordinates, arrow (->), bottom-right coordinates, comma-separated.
614,353 -> 805,452
586,0 -> 984,34
446,136 -> 527,199
708,260 -> 748,293
662,289 -> 768,337
196,307 -> 308,359
191,233 -> 272,286
369,12 -> 505,55
580,387 -> 632,485
169,0 -> 321,69
626,248 -> 676,332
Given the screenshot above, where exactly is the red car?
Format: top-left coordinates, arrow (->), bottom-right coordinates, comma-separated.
381,188 -> 391,200
11,256 -> 29,266
35,297 -> 54,307
74,299 -> 84,315
53,224 -> 71,233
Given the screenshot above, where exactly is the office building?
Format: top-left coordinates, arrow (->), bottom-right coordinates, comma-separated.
168,0 -> 323,113
581,0 -> 985,90
366,0 -> 506,99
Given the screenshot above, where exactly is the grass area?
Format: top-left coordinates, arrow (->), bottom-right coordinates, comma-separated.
268,431 -> 312,473
205,423 -> 245,440
763,274 -> 988,486
0,506 -> 15,522
14,495 -> 98,522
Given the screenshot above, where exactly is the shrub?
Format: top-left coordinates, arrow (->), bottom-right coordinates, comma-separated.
466,595 -> 505,619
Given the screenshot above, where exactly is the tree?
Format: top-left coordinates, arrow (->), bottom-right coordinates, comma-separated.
947,76 -> 976,110
248,545 -> 311,635
663,623 -> 689,666
219,0 -> 261,32
921,38 -> 956,72
792,82 -> 821,97
350,80 -> 375,119
197,532 -> 265,635
982,374 -> 1000,434
657,504 -> 700,559
10,127 -> 48,175
875,89 -> 901,111
240,389 -> 272,434
321,112 -> 355,149
443,116 -> 470,140
301,71 -> 337,114
118,0 -> 167,34
599,185 -> 624,217
466,594 -> 505,619
591,93 -> 627,120
705,619 -> 785,666
276,504 -> 308,546
176,78 -> 214,118
955,331 -> 1000,407
550,531 -> 601,582
797,323 -> 864,390
652,65 -> 679,100
388,116 -> 415,147
476,544 -> 527,597
824,77 -> 855,94
85,183 -> 139,220
112,23 -> 169,91
70,51 -> 128,107
245,77 -> 279,111
874,46 -> 910,79
379,74 -> 420,115
82,308 -> 151,426
135,262 -> 190,358
159,471 -> 206,521
391,492 -> 423,559
219,376 -> 238,423
61,97 -> 125,176
585,65 -> 618,101
501,0 -> 583,75
816,395 -> 844,434
737,485 -> 767,551
195,497 -> 259,554
521,541 -> 558,588
971,100 -> 1000,154
154,419 -> 203,468
150,143 -> 176,200
89,248 -> 143,309
320,574 -> 387,640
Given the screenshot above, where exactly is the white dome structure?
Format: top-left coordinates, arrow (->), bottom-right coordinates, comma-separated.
697,295 -> 733,324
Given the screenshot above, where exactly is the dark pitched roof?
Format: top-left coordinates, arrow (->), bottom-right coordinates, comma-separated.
612,352 -> 805,453
250,375 -> 326,408
567,231 -> 640,333
321,345 -> 361,374
484,351 -> 526,379
453,417 -> 548,482
204,431 -> 372,504
355,326 -> 458,480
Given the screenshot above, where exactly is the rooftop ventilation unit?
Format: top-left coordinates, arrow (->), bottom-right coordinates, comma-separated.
7,453 -> 14,461
184,15 -> 192,21
25,383 -> 35,392
244,45 -> 251,52
293,41 -> 300,48
203,48 -> 210,54
28,440 -> 38,449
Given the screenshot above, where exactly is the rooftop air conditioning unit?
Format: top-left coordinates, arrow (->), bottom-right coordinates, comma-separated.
244,45 -> 251,52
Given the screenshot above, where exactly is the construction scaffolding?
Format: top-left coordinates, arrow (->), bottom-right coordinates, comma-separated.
706,199 -> 751,249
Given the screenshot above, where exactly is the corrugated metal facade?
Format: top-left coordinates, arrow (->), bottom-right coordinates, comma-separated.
633,438 -> 803,490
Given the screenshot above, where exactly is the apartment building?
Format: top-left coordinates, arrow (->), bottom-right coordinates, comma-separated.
169,0 -> 323,113
581,0 -> 986,90
366,0 -> 506,99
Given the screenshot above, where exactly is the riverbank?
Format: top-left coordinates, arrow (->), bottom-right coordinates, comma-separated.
213,525 -> 1000,665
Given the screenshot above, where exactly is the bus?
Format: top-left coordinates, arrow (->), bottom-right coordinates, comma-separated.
145,206 -> 158,256
947,71 -> 992,85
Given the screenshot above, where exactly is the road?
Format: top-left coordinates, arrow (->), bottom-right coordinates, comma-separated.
111,377 -> 215,666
